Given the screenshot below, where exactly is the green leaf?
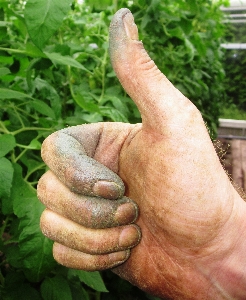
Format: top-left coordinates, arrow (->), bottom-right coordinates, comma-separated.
99,106 -> 129,123
3,282 -> 42,300
30,99 -> 56,119
24,139 -> 42,150
0,67 -> 10,76
2,271 -> 43,299
186,0 -> 199,14
73,93 -> 100,113
68,269 -> 108,292
5,244 -> 24,269
141,14 -> 151,30
101,95 -> 129,118
0,56 -> 13,65
0,134 -> 16,157
41,275 -> 73,300
44,52 -> 90,72
184,38 -> 195,63
12,164 -> 56,282
85,0 -> 111,11
168,26 -> 185,40
24,0 -> 72,50
0,157 -> 14,214
26,43 -> 46,58
2,269 -> 43,299
0,88 -> 32,100
20,231 -> 56,282
34,78 -> 62,119
0,21 -> 10,27
69,282 -> 90,300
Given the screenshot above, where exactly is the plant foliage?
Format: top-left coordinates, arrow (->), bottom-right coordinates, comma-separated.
0,0 -> 228,299
223,17 -> 246,113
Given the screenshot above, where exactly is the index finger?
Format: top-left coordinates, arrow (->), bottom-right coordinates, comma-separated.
41,125 -> 124,199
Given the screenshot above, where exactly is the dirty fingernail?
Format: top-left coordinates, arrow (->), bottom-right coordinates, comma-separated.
123,12 -> 138,40
109,250 -> 130,263
93,181 -> 123,200
119,225 -> 141,248
115,202 -> 139,225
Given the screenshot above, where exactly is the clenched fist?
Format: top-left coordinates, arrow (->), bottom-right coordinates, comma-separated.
37,8 -> 246,300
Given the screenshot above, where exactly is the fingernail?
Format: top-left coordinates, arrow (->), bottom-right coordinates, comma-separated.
109,250 -> 130,263
115,202 -> 138,225
119,225 -> 141,248
93,181 -> 123,200
123,12 -> 139,40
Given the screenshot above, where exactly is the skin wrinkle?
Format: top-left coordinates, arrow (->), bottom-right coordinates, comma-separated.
199,264 -> 232,300
140,237 -> 175,295
97,124 -> 141,173
60,124 -> 103,158
135,53 -> 160,76
150,239 -> 223,300
91,124 -> 103,159
119,222 -> 209,300
93,126 -> 119,173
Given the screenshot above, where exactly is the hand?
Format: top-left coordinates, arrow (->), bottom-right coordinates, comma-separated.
37,8 -> 246,299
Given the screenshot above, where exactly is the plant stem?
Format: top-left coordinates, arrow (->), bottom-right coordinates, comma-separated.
14,148 -> 28,163
0,121 -> 10,134
0,216 -> 10,239
12,104 -> 25,128
12,127 -> 52,135
24,163 -> 46,181
0,47 -> 27,54
99,46 -> 108,103
0,47 -> 46,58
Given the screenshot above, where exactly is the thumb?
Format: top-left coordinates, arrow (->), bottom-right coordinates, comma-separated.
109,9 -> 202,134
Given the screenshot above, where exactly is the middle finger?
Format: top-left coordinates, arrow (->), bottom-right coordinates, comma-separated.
40,209 -> 141,255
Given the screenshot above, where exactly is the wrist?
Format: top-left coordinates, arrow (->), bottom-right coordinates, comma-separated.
202,191 -> 246,299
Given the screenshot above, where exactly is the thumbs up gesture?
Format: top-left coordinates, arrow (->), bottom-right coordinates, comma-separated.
37,9 -> 246,299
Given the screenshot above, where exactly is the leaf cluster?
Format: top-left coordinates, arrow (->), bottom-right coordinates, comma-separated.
0,0 -> 228,299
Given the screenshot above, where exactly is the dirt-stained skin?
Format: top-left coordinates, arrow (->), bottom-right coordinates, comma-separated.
37,8 -> 246,300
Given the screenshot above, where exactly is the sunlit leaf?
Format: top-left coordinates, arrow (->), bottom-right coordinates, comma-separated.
0,134 -> 16,157
24,0 -> 72,49
0,88 -> 32,100
45,52 -> 90,72
0,67 -> 10,76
